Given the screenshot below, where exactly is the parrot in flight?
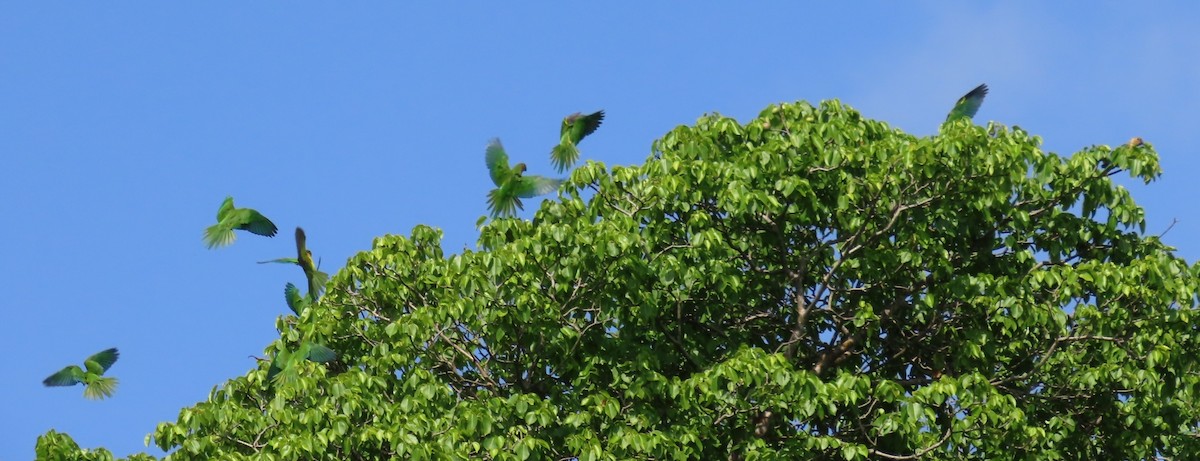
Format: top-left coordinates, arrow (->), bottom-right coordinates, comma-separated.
203,196 -> 278,249
944,84 -> 988,123
43,348 -> 120,400
486,138 -> 564,218
266,341 -> 337,386
550,110 -> 605,172
259,227 -> 328,301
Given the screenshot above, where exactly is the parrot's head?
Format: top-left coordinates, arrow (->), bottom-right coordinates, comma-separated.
563,112 -> 581,127
513,163 -> 527,175
1127,137 -> 1144,148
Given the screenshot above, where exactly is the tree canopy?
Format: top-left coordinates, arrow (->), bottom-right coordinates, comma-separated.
38,100 -> 1200,460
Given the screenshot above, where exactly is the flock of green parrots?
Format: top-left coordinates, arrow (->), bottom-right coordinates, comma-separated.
44,87 -> 996,399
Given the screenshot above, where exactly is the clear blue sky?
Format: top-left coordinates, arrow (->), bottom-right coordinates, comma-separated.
2,3 -> 1197,458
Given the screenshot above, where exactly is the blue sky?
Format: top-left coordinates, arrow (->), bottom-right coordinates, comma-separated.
2,3 -> 1197,458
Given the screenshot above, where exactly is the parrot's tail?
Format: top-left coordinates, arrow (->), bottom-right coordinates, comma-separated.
83,377 -> 118,400
203,226 -> 236,249
551,143 -> 580,173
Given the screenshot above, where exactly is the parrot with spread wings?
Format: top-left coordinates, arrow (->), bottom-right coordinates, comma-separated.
944,84 -> 988,123
550,110 -> 605,172
203,196 -> 278,249
43,348 -> 120,400
486,138 -> 564,218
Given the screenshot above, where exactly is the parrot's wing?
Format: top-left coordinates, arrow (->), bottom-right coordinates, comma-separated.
513,175 -> 564,198
294,227 -> 308,260
266,347 -> 294,384
86,348 -> 119,372
283,283 -> 306,314
559,113 -> 578,136
485,138 -> 511,186
945,84 -> 988,122
215,196 -> 235,221
265,357 -> 284,383
576,110 -> 605,140
236,209 -> 279,237
257,257 -> 300,265
43,365 -> 84,387
305,343 -> 337,363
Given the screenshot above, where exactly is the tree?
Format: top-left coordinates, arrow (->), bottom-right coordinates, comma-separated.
35,431 -> 156,461
38,100 -> 1200,460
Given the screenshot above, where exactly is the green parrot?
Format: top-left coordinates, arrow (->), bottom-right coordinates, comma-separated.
486,138 -> 564,218
203,196 -> 279,249
43,348 -> 120,400
281,282 -> 309,315
550,110 -> 605,172
259,227 -> 328,301
944,84 -> 988,123
266,341 -> 337,386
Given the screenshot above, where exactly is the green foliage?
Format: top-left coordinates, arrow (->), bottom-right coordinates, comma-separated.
35,431 -> 157,461
40,100 -> 1200,460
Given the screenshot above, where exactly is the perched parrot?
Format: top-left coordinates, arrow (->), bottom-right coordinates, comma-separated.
259,227 -> 328,301
43,348 -> 120,400
486,138 -> 564,218
1127,137 -> 1145,148
944,84 -> 988,123
266,341 -> 337,386
550,110 -> 605,172
203,196 -> 279,249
